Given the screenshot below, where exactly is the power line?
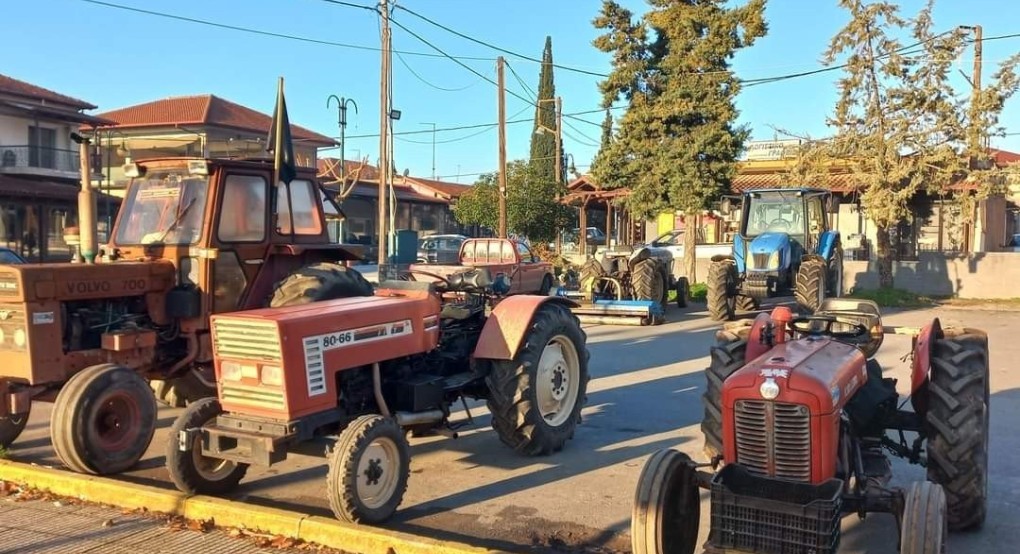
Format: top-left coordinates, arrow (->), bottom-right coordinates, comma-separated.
505,61 -> 538,103
391,3 -> 612,78
395,105 -> 532,145
393,49 -> 486,91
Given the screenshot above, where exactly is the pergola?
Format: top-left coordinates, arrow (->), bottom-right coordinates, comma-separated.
561,175 -> 638,255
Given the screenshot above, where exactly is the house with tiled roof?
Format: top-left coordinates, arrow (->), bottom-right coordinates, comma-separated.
88,94 -> 337,196
316,158 -> 479,243
0,73 -> 118,261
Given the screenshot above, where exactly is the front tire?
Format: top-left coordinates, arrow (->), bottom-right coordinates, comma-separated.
51,364 -> 156,475
486,303 -> 589,456
900,481 -> 948,554
0,401 -> 30,449
151,368 -> 216,408
926,329 -> 989,531
166,398 -> 248,495
632,449 -> 700,554
675,277 -> 689,309
326,415 -> 410,524
539,274 -> 554,296
632,259 -> 665,309
828,246 -> 844,297
701,321 -> 751,461
794,257 -> 827,313
706,260 -> 736,322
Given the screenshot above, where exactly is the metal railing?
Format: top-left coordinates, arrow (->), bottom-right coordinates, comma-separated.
0,145 -> 80,173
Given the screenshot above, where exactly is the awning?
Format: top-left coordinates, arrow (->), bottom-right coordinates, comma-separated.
0,175 -> 121,202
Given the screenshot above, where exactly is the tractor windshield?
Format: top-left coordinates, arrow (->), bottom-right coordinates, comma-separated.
115,171 -> 209,245
744,192 -> 804,238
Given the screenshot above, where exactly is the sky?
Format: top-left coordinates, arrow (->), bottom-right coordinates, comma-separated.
7,0 -> 1020,184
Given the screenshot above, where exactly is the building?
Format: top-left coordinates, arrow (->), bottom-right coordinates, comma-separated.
0,73 -> 117,261
317,158 -> 475,246
86,94 -> 337,197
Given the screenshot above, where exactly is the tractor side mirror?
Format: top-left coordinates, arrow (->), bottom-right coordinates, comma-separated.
720,198 -> 733,216
826,195 -> 841,214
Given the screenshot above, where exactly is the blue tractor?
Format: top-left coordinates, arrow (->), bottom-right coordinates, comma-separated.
706,188 -> 843,321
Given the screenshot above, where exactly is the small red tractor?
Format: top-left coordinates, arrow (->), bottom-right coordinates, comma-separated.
164,267 -> 589,524
633,299 -> 988,554
0,156 -> 370,475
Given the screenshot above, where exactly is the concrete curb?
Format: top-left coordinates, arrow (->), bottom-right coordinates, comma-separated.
0,459 -> 511,554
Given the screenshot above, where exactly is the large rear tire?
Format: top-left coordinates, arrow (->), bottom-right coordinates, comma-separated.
486,303 -> 589,456
51,364 -> 156,475
735,294 -> 758,314
900,481 -> 948,554
794,257 -> 827,313
269,262 -> 374,307
632,258 -> 665,309
706,260 -> 736,322
326,415 -> 410,524
150,368 -> 215,409
632,449 -> 700,554
578,257 -> 605,295
701,321 -> 751,461
0,401 -> 30,449
166,398 -> 248,495
926,329 -> 989,532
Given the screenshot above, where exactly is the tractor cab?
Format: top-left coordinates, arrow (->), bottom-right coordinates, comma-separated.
707,188 -> 843,320
107,157 -> 364,325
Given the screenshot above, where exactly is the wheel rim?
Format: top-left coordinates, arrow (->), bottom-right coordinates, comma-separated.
356,436 -> 401,510
190,436 -> 238,482
92,391 -> 141,451
536,335 -> 581,427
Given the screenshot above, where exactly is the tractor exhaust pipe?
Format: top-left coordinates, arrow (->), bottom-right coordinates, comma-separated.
71,132 -> 98,264
395,410 -> 445,427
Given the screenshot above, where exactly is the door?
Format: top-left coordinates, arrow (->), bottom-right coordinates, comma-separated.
515,241 -> 541,292
213,173 -> 269,312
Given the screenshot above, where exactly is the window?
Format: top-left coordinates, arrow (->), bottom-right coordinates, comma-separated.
515,241 -> 536,263
47,207 -> 74,261
28,126 -> 57,169
116,172 -> 209,245
213,253 -> 248,313
276,180 -> 323,235
218,175 -> 267,242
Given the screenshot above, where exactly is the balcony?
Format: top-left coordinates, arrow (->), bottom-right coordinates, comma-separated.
0,145 -> 81,177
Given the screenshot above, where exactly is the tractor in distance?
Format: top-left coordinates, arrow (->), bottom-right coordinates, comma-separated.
0,155 -> 374,477
571,243 -> 686,326
164,266 -> 589,524
706,188 -> 843,321
632,300 -> 989,554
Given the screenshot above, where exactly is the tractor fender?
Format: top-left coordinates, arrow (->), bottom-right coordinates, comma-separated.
628,246 -> 653,266
817,231 -> 841,260
473,295 -> 579,361
710,254 -> 735,263
910,318 -> 943,394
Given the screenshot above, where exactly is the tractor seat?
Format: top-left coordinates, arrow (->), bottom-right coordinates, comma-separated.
440,304 -> 473,320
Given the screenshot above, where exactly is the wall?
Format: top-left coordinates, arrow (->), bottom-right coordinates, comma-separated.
844,252 -> 1020,298
0,114 -> 74,150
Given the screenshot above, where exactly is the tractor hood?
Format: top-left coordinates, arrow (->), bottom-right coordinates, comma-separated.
745,232 -> 790,272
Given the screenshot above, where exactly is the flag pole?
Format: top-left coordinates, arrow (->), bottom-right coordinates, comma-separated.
273,77 -> 284,188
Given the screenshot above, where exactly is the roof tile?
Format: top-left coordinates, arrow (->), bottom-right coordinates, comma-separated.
0,73 -> 96,110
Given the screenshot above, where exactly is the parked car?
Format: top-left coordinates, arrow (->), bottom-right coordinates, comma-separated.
409,238 -> 555,295
557,227 -> 607,250
417,234 -> 468,264
0,247 -> 25,264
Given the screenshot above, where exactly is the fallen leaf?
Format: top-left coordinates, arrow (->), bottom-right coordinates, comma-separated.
101,519 -> 114,528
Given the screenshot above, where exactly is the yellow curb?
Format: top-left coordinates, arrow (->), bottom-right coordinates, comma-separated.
0,459 -> 510,554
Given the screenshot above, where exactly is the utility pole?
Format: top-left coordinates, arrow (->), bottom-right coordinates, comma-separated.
422,122 -> 436,179
497,56 -> 507,239
377,0 -> 390,265
962,24 -> 984,158
554,95 -> 563,254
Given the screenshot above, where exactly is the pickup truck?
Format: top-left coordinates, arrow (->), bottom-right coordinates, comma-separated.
408,238 -> 555,295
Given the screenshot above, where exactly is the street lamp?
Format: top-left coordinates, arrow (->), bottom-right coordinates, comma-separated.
326,94 -> 358,174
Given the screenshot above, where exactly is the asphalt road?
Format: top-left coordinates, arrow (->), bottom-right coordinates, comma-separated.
7,302 -> 1019,554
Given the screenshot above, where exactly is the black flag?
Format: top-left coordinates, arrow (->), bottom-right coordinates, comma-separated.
267,77 -> 297,185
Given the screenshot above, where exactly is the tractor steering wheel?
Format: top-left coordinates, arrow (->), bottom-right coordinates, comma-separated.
767,219 -> 792,231
790,315 -> 870,340
406,269 -> 454,289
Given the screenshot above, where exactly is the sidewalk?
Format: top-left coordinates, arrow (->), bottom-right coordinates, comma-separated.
0,494 -> 310,554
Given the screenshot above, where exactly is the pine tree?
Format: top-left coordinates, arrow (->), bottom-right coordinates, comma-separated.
592,0 -> 766,281
819,0 -> 1020,287
529,36 -> 563,187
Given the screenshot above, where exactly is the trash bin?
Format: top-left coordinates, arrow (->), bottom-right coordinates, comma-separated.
388,229 -> 419,265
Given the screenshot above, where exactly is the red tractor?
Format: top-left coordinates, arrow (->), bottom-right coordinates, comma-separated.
164,267 -> 589,524
633,300 -> 988,554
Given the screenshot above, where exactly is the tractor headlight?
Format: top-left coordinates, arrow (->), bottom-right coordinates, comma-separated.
260,365 -> 283,386
767,251 -> 780,270
221,361 -> 242,381
13,328 -> 25,347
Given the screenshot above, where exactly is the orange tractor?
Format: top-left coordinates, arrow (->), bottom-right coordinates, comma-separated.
0,156 -> 373,475
164,267 -> 589,523
633,300 -> 988,554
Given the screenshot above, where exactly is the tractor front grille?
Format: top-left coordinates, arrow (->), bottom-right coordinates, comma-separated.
734,400 -> 811,482
751,253 -> 770,269
220,382 -> 287,411
212,319 -> 282,362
